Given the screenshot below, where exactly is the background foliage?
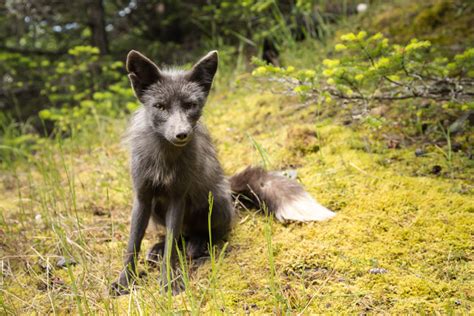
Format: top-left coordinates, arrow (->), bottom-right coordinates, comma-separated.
1,0 -> 367,154
0,0 -> 473,314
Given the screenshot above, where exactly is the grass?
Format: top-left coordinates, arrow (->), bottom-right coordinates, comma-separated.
0,83 -> 472,314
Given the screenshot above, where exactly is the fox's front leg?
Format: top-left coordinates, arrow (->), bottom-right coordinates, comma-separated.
161,198 -> 185,295
111,187 -> 152,296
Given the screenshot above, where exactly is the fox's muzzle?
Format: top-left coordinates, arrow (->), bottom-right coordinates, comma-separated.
166,111 -> 193,146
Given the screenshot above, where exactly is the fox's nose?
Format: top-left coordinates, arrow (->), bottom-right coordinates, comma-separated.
176,132 -> 188,141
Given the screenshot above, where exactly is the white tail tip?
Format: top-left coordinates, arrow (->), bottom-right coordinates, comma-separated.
275,192 -> 335,222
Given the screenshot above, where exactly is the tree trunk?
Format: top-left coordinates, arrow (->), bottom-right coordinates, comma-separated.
88,0 -> 109,55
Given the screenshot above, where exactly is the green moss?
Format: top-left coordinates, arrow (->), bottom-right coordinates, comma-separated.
360,0 -> 474,54
207,88 -> 472,313
1,0 -> 474,309
1,88 -> 473,313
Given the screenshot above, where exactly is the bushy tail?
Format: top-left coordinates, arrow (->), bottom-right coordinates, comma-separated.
230,166 -> 335,222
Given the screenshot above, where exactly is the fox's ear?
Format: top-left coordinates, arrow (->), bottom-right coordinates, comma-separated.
126,50 -> 161,101
188,51 -> 218,95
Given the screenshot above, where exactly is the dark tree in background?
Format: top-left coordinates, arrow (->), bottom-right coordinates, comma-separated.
88,0 -> 109,55
1,0 -> 357,58
0,0 -> 360,123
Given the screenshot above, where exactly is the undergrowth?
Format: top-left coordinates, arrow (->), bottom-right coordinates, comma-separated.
1,1 -> 473,313
0,86 -> 472,313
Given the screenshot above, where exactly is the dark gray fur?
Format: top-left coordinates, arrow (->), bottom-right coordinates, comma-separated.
111,50 -> 326,296
230,166 -> 304,212
111,50 -> 235,295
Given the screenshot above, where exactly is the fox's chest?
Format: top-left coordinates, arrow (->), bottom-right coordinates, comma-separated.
140,152 -> 190,188
150,185 -> 211,227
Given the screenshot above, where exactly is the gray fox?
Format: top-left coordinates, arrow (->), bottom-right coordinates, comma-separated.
111,50 -> 335,295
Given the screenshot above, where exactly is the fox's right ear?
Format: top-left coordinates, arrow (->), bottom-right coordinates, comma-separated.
126,50 -> 161,101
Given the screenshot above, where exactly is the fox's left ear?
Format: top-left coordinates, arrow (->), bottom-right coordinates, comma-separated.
188,51 -> 218,95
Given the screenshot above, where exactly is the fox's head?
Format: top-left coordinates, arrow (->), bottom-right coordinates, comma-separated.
126,50 -> 218,147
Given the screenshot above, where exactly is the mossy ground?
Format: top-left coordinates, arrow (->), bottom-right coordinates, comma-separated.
358,0 -> 474,53
1,83 -> 472,313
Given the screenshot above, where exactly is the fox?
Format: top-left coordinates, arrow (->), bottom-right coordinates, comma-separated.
110,50 -> 335,295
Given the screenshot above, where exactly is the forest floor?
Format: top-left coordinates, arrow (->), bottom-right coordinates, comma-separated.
1,85 -> 472,314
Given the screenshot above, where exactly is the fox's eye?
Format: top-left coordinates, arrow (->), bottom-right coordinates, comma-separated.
153,103 -> 166,110
184,102 -> 197,109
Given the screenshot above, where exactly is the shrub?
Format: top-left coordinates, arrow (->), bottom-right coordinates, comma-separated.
38,46 -> 137,133
252,32 -> 474,114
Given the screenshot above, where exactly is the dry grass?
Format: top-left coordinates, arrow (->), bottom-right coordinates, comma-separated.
1,88 -> 473,314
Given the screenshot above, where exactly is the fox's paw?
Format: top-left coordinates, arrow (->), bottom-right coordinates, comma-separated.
110,280 -> 131,297
170,277 -> 185,296
146,241 -> 165,267
110,270 -> 135,297
161,268 -> 185,296
186,237 -> 209,259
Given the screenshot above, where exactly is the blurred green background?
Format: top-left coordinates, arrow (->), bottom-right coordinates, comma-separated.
1,0 -> 473,137
1,1 -> 473,314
